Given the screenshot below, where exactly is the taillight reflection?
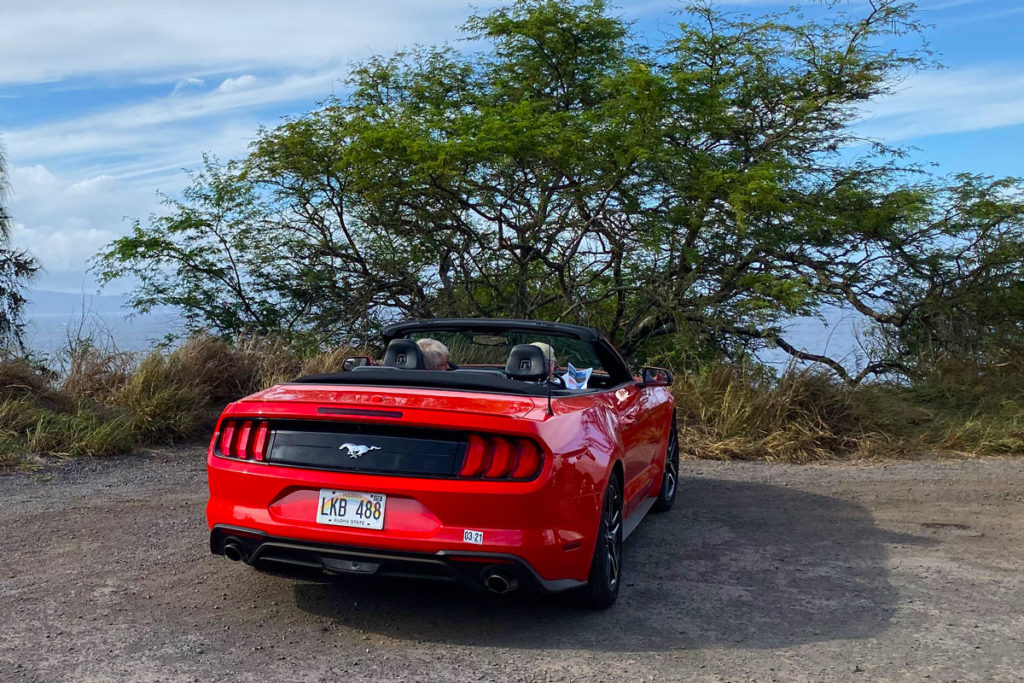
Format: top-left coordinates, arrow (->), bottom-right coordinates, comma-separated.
459,435 -> 543,481
216,420 -> 271,461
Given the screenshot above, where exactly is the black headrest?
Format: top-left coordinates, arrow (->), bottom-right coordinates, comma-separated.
382,339 -> 424,369
505,344 -> 548,381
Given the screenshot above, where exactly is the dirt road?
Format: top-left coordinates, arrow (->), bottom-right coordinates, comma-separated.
2,449 -> 1023,682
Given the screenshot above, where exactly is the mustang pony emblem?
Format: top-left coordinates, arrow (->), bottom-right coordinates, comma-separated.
338,442 -> 382,458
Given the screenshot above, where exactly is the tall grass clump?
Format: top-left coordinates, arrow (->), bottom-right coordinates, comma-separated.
673,362 -> 894,463
672,358 -> 1024,463
903,356 -> 1024,454
0,351 -> 132,465
106,335 -> 360,442
0,334 -> 357,468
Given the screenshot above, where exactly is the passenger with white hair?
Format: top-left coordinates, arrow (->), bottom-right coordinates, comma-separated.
529,341 -> 558,380
416,338 -> 450,371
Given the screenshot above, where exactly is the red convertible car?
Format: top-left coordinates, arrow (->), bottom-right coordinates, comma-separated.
206,318 -> 677,608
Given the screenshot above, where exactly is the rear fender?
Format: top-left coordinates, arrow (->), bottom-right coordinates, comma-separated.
534,402 -> 622,558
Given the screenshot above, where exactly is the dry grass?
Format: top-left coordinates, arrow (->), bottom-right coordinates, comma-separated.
60,344 -> 135,402
904,357 -> 1024,455
673,360 -> 1024,463
0,334 -> 360,468
1,337 -> 1021,469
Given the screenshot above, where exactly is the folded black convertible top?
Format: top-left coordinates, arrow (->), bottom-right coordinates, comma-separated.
289,366 -> 559,396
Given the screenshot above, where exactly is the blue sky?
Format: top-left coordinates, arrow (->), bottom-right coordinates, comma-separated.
2,0 -> 1023,294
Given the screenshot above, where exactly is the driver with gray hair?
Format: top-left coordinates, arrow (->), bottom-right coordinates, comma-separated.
416,338 -> 450,370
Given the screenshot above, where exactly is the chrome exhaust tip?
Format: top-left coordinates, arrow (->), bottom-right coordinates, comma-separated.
223,539 -> 247,562
482,569 -> 518,594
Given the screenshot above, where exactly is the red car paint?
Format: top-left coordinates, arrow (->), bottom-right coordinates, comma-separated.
206,320 -> 676,602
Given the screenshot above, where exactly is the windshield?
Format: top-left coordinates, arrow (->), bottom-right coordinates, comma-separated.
404,330 -> 607,377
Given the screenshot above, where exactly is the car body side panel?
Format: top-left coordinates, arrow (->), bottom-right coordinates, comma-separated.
543,385 -> 651,527
635,384 -> 676,501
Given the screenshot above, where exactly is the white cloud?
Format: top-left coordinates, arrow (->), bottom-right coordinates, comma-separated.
3,70 -> 338,162
7,164 -> 157,283
216,74 -> 261,93
856,66 -> 1024,141
171,77 -> 205,96
0,1 -> 494,86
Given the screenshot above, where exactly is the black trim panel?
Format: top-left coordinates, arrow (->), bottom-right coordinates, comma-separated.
316,406 -> 404,418
209,525 -> 585,593
266,419 -> 466,477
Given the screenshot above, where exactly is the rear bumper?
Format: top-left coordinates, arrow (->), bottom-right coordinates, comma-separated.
211,524 -> 585,593
206,448 -> 603,584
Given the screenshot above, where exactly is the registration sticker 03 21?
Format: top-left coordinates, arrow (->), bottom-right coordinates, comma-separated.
463,529 -> 483,544
316,489 -> 386,530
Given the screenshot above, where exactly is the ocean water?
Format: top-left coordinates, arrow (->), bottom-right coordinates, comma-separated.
22,310 -> 186,358
761,306 -> 872,374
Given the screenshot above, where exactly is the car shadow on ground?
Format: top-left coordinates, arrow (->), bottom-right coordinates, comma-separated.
292,477 -> 934,652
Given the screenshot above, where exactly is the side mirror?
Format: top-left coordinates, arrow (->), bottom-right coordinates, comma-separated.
342,356 -> 373,371
641,366 -> 673,387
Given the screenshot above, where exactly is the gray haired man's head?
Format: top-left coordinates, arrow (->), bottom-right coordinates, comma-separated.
416,338 -> 450,370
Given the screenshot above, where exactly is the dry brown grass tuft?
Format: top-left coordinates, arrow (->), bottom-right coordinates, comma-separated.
0,354 -> 67,410
61,344 -> 136,402
672,362 -> 933,463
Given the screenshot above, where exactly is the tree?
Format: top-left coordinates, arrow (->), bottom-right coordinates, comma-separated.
97,0 -> 1024,379
0,139 -> 39,350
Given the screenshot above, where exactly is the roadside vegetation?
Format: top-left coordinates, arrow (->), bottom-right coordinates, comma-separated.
673,359 -> 1024,462
1,0 -> 1022,468
0,337 -> 358,469
0,334 -> 1020,469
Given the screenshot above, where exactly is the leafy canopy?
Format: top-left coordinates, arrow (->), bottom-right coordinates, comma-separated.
96,1 -> 1024,379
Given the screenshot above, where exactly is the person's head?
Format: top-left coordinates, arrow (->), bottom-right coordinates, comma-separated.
416,338 -> 450,370
529,341 -> 557,377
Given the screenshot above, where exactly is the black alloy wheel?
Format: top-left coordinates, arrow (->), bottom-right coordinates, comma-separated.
653,422 -> 679,513
576,475 -> 623,609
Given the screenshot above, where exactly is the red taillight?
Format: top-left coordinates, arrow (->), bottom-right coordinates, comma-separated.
251,422 -> 270,461
460,434 -> 543,481
511,439 -> 542,479
218,422 -> 236,457
484,436 -> 516,478
236,421 -> 253,459
460,434 -> 490,477
215,420 -> 271,461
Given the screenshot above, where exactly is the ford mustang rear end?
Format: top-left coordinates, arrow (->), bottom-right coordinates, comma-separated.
206,318 -> 677,608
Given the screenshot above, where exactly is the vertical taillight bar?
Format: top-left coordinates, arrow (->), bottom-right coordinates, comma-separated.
483,437 -> 516,478
236,421 -> 253,459
252,422 -> 270,461
511,439 -> 542,479
218,421 -> 236,457
459,434 -> 490,477
216,420 -> 270,461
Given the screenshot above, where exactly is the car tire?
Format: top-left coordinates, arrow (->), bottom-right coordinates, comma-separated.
574,475 -> 623,610
652,421 -> 679,513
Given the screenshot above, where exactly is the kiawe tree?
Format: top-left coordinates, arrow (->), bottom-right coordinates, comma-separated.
97,0 -> 1024,380
0,139 -> 39,350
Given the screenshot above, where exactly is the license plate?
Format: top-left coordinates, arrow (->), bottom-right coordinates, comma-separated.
316,489 -> 386,530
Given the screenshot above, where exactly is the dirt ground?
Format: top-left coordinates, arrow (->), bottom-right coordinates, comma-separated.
2,449 -> 1023,682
